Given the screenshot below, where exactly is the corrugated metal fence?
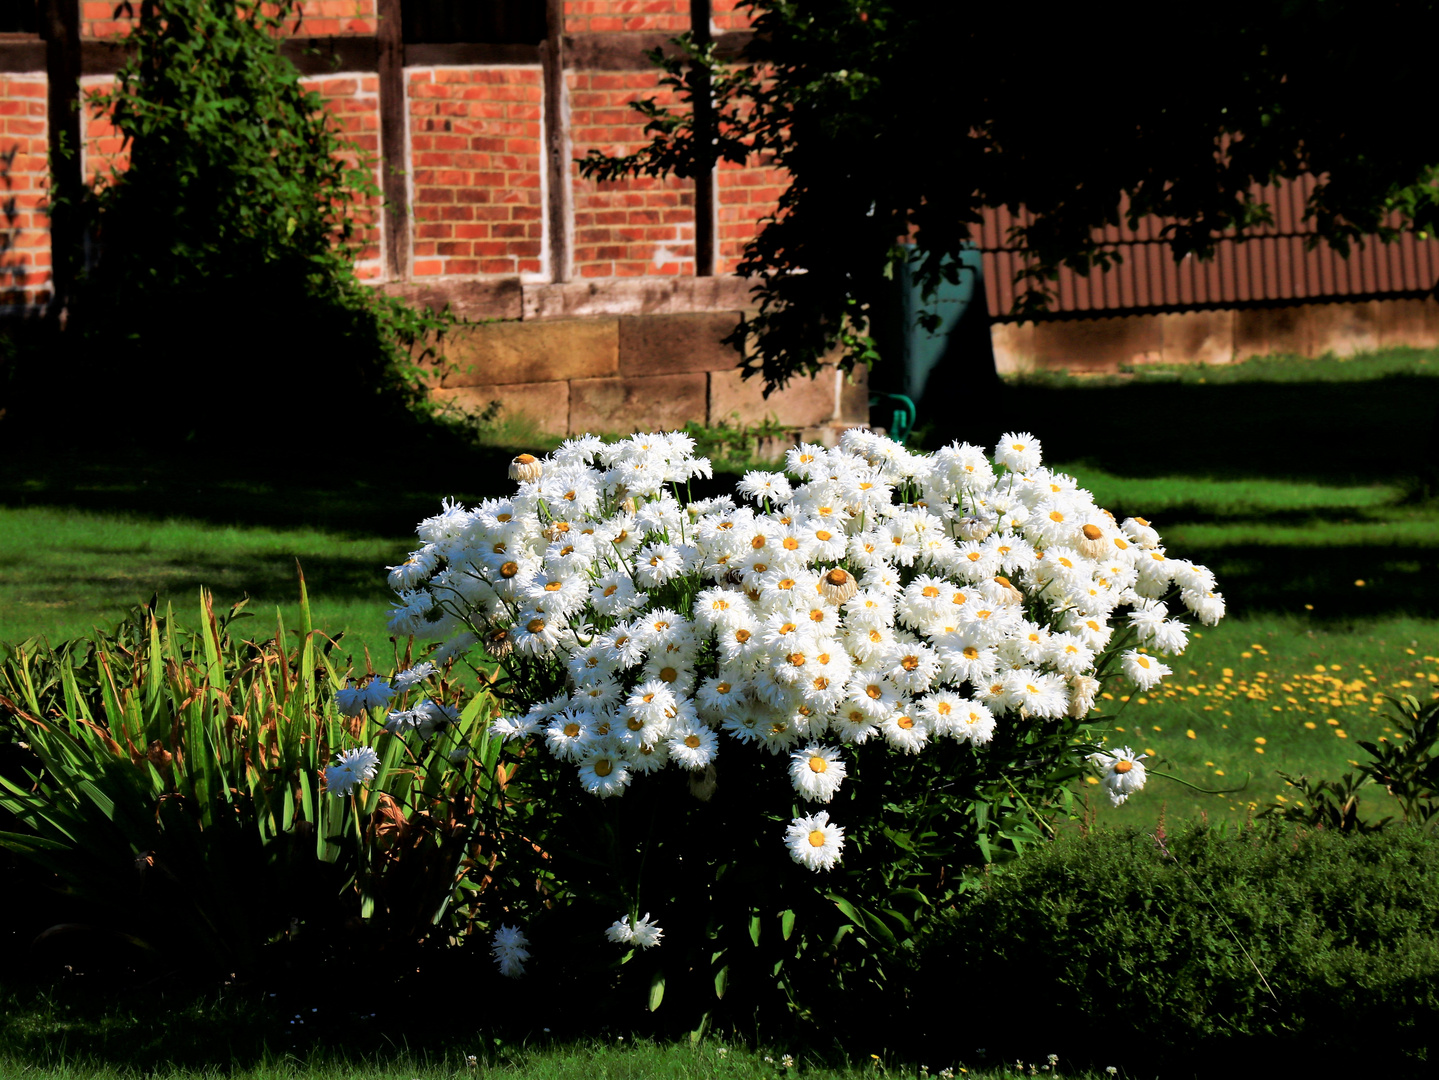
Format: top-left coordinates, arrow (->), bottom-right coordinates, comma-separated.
978,175 -> 1439,320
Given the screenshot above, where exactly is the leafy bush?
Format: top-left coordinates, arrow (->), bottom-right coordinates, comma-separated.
914,823 -> 1439,1076
382,428 -> 1225,1041
1264,692 -> 1439,831
62,0 -> 447,441
0,584 -> 500,979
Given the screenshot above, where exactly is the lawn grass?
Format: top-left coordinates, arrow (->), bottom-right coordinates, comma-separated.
2,345 -> 1437,827
0,983 -> 1112,1080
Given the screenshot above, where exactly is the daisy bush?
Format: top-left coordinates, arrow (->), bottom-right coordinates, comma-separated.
384,429 -> 1223,1028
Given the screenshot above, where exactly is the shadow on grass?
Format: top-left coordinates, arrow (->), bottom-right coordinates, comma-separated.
1190,542 -> 1439,621
932,373 -> 1439,487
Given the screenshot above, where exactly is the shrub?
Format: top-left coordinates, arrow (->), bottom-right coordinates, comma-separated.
60,0 -> 447,442
381,428 -> 1224,1041
0,584 -> 500,979
914,823 -> 1439,1076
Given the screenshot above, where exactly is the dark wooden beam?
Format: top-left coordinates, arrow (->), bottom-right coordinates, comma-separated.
42,0 -> 79,315
376,0 -> 408,280
564,29 -> 752,70
404,42 -> 539,66
281,35 -> 379,76
691,0 -> 714,277
0,35 -> 45,72
541,0 -> 571,283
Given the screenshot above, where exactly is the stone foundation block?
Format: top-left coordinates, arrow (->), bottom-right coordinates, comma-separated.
708,367 -> 839,429
569,373 -> 709,434
430,382 -> 571,440
439,318 -> 618,388
618,311 -> 746,376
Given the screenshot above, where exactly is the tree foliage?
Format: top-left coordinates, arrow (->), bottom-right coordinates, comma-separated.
581,0 -> 1439,394
68,0 -> 444,439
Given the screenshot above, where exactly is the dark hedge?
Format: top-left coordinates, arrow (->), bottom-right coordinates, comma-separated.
912,824 -> 1439,1077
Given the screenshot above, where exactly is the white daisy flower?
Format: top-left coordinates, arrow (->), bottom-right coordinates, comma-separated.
668,726 -> 719,770
325,745 -> 380,797
577,750 -> 631,797
994,431 -> 1042,473
1122,650 -> 1172,691
785,811 -> 846,872
1090,746 -> 1148,806
788,743 -> 847,802
392,662 -> 437,692
491,924 -> 530,978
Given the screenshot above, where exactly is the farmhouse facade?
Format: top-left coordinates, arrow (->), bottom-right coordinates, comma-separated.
2,0 -> 1436,437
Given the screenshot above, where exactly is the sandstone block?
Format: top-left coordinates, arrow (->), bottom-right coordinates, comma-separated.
1159,309 -> 1235,366
1307,300 -> 1381,358
990,322 -> 1036,376
1377,297 -> 1439,349
1030,315 -> 1162,372
708,367 -> 838,430
1235,304 -> 1307,362
618,312 -> 746,376
430,381 -> 570,440
569,373 -> 708,434
439,317 -> 619,388
837,363 -> 871,424
378,278 -> 523,320
522,275 -> 755,319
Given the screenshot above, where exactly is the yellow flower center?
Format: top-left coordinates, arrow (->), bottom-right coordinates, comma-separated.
544,581 -> 563,591
685,734 -> 702,749
963,646 -> 979,659
500,561 -> 519,578
1082,524 -> 1103,540
866,684 -> 882,700
496,513 -> 512,522
901,655 -> 920,672
937,701 -> 952,715
896,715 -> 914,730
526,618 -> 545,633
816,529 -> 832,541
593,759 -> 613,777
515,453 -> 536,464
563,723 -> 580,737
788,652 -> 806,666
735,629 -> 752,643
809,755 -> 828,773
603,584 -> 618,597
1114,760 -> 1133,774
659,667 -> 678,682
1049,511 -> 1064,523
752,535 -> 767,549
808,829 -> 827,847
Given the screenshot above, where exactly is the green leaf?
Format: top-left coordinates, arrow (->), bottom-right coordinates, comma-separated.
781,908 -> 796,940
648,970 -> 666,1011
713,964 -> 729,999
748,910 -> 761,947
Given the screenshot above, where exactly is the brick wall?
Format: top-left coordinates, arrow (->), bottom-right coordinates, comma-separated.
563,0 -> 690,34
82,2 -> 378,40
81,1 -> 137,39
301,72 -> 383,279
407,66 -> 544,279
80,76 -> 128,186
717,153 -> 783,274
710,0 -> 755,32
0,75 -> 49,311
569,69 -> 695,278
